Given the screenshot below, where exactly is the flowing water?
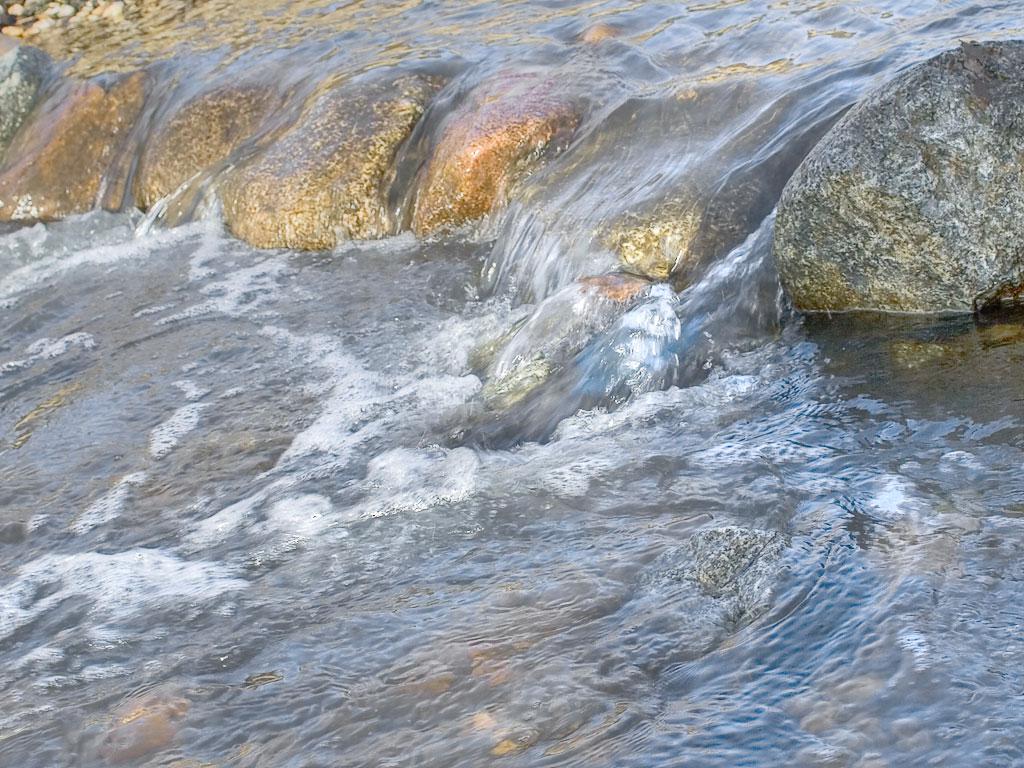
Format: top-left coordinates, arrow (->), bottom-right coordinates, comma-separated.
3,1 -> 1024,766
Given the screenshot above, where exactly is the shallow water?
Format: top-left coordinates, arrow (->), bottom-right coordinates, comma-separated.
3,1 -> 1024,766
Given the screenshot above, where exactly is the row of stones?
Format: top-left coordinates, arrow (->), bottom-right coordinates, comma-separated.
0,39 -> 688,284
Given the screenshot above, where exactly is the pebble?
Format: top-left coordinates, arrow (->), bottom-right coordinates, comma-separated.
101,0 -> 122,20
0,0 -> 131,38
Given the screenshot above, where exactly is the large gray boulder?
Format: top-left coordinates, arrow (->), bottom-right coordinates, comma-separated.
774,41 -> 1024,313
0,42 -> 52,161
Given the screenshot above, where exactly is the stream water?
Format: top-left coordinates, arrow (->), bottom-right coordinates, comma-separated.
2,1 -> 1024,766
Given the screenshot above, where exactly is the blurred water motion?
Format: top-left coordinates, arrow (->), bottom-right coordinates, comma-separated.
1,2 -> 1023,766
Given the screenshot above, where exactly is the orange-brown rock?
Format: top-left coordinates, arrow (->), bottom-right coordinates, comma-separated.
133,84 -> 276,210
411,70 -> 581,236
98,692 -> 189,764
579,23 -> 621,44
0,70 -> 146,221
218,73 -> 440,250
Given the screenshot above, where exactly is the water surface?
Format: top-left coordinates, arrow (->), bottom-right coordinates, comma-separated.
2,1 -> 1024,766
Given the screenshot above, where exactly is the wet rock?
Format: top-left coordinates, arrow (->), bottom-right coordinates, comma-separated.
579,22 -> 620,44
601,197 -> 703,282
0,41 -> 51,160
669,525 -> 788,604
98,691 -> 189,764
774,40 -> 1024,313
219,72 -> 440,250
0,69 -> 145,221
411,69 -> 581,236
133,83 -> 276,211
480,273 -> 652,409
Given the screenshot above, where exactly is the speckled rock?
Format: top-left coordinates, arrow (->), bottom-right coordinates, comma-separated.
0,70 -> 146,221
0,42 -> 51,160
600,162 -> 792,285
133,83 -> 276,210
774,40 -> 1024,313
219,72 -> 440,250
672,526 -> 787,601
411,70 -> 581,236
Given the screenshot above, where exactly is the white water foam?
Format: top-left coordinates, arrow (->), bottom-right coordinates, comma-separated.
149,404 -> 208,459
72,472 -> 148,534
0,332 -> 96,376
355,447 -> 481,518
0,550 -> 246,643
0,220 -> 206,308
157,256 -> 289,324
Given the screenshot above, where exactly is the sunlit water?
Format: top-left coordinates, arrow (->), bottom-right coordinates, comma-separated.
3,2 -> 1024,766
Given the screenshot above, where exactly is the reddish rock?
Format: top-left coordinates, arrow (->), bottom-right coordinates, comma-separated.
0,70 -> 146,221
98,692 -> 189,764
219,73 -> 440,250
411,70 -> 581,236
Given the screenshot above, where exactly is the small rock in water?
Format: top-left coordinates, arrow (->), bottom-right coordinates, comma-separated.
649,525 -> 789,632
411,68 -> 581,236
674,525 -> 788,600
98,691 -> 189,764
580,22 -> 620,44
774,40 -> 1024,313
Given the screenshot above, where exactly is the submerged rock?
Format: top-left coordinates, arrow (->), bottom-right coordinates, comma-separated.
219,72 -> 440,250
98,691 -> 189,764
774,40 -> 1024,313
672,525 -> 787,603
0,41 -> 51,160
411,69 -> 581,236
0,70 -> 146,221
479,273 -> 652,410
133,83 -> 277,211
653,525 -> 788,625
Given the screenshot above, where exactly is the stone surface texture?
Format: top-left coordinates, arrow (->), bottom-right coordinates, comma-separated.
0,43 -> 51,160
133,83 -> 276,210
774,40 -> 1024,313
0,70 -> 146,221
412,70 -> 580,236
219,73 -> 440,250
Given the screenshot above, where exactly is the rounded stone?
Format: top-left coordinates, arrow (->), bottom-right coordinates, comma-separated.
774,40 -> 1024,313
133,83 -> 276,210
411,69 -> 580,237
218,72 -> 441,250
0,69 -> 146,221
